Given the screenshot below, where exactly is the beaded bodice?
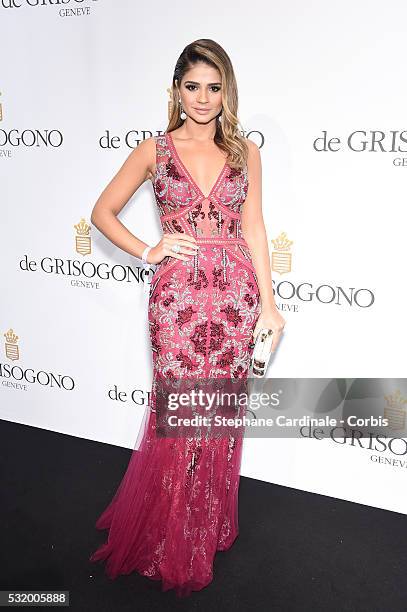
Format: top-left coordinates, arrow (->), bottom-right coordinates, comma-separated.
151,132 -> 249,241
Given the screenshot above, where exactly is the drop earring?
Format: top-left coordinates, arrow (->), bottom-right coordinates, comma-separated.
179,98 -> 186,120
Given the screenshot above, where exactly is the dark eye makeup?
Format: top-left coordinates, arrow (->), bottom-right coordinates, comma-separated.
184,84 -> 221,92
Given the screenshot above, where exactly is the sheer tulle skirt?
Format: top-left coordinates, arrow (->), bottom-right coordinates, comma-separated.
89,398 -> 244,597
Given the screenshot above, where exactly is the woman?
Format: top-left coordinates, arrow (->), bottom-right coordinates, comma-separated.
89,38 -> 285,597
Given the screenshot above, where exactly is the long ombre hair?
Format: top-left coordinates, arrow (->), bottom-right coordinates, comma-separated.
166,39 -> 248,170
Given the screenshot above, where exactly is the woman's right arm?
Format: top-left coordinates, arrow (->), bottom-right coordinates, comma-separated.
90,136 -> 199,264
90,136 -> 156,260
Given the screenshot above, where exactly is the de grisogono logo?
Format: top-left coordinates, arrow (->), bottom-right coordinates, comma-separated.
1,328 -> 75,391
0,127 -> 63,151
19,218 -> 148,290
313,130 -> 407,166
270,231 -> 375,309
1,0 -> 100,17
300,385 -> 407,467
0,89 -> 63,156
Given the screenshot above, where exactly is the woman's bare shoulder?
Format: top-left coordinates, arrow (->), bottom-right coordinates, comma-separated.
245,137 -> 260,155
245,137 -> 261,172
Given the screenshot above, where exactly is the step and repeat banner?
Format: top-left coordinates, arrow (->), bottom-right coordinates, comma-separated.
1,1 -> 406,514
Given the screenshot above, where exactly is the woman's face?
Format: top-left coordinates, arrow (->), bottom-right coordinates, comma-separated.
177,62 -> 223,124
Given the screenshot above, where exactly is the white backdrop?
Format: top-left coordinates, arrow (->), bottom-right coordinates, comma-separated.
1,0 -> 406,514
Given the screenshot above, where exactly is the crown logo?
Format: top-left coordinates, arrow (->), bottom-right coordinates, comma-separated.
74,218 -> 92,256
271,232 -> 293,275
167,86 -> 173,120
4,328 -> 19,361
384,389 -> 407,430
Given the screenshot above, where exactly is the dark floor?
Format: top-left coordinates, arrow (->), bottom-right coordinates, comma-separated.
1,418 -> 406,611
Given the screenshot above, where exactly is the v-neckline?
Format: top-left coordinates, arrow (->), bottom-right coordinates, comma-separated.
166,131 -> 228,200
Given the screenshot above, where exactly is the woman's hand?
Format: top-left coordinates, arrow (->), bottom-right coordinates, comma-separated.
146,232 -> 199,265
253,307 -> 286,353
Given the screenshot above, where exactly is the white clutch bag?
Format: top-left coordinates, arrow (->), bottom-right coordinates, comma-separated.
250,328 -> 274,377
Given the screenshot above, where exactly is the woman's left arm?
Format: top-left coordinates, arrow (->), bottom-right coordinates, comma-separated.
241,138 -> 286,352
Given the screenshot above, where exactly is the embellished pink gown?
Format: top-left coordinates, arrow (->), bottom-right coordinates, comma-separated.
89,132 -> 261,597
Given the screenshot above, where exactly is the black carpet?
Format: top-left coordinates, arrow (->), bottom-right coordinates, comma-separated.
1,418 -> 406,611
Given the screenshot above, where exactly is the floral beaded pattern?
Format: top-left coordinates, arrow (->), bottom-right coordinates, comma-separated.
151,134 -> 249,240
153,139 -> 196,213
148,133 -> 260,380
148,246 -> 260,379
